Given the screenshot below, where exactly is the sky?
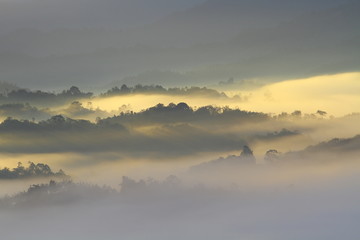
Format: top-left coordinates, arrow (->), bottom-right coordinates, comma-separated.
0,0 -> 360,239
0,0 -> 358,90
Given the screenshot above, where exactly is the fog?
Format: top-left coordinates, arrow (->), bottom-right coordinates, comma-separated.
0,72 -> 359,122
0,0 -> 359,238
1,152 -> 360,240
1,113 -> 360,239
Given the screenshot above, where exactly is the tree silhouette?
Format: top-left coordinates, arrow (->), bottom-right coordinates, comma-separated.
0,162 -> 67,179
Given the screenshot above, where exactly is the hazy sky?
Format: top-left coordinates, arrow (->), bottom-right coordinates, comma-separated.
0,0 -> 206,31
0,0 -> 358,90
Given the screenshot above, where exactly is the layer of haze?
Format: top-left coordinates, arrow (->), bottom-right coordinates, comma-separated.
0,0 -> 358,89
1,152 -> 360,240
0,0 -> 359,239
233,72 -> 360,116
87,72 -> 360,117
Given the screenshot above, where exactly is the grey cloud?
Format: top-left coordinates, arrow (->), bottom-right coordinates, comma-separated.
0,0 -> 358,89
0,0 -> 205,33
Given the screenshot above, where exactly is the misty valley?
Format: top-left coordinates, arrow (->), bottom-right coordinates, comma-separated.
0,84 -> 359,239
1,0 -> 359,239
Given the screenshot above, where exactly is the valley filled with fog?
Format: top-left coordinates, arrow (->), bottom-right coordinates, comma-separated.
0,0 -> 359,239
0,81 -> 360,239
1,147 -> 360,240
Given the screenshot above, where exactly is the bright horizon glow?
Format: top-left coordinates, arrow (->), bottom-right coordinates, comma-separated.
236,72 -> 360,116
86,72 -> 360,117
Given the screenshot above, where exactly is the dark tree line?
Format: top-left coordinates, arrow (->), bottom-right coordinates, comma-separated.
0,180 -> 116,208
0,102 -> 268,131
0,86 -> 93,107
101,84 -> 229,98
0,85 -> 230,106
99,102 -> 269,126
0,114 -> 125,132
0,162 -> 67,179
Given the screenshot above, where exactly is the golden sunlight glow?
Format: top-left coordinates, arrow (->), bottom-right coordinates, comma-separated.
87,72 -> 360,117
234,72 -> 360,116
84,94 -> 240,113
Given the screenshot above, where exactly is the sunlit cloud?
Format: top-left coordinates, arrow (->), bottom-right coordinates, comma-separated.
233,72 -> 360,116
